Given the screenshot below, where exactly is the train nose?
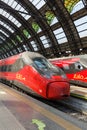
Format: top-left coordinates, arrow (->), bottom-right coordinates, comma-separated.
46,82 -> 70,100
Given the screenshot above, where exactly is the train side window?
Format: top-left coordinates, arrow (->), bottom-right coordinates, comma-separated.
1,66 -> 3,71
6,66 -> 9,72
1,66 -> 4,72
6,65 -> 12,72
75,62 -> 83,70
0,66 -> 1,71
3,66 -> 7,71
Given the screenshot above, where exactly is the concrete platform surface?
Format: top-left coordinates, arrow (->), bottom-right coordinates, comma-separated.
0,83 -> 87,130
70,85 -> 87,99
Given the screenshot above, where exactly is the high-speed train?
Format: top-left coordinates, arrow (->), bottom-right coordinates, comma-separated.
0,51 -> 70,100
50,54 -> 87,87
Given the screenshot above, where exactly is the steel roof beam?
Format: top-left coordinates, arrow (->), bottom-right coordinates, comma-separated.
0,1 -> 45,53
16,0 -> 62,57
45,0 -> 83,55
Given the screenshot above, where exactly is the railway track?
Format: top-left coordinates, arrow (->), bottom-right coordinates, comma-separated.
57,97 -> 87,114
36,96 -> 87,123
57,96 -> 87,122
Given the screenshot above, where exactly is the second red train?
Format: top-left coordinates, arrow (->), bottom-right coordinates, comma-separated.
50,54 -> 87,87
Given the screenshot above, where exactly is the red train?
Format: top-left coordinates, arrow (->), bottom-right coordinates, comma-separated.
50,54 -> 87,87
0,51 -> 70,100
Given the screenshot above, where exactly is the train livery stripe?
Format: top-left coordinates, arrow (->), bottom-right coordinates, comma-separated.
1,84 -> 81,130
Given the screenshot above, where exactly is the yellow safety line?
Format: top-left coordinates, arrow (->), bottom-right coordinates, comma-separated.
0,84 -> 81,130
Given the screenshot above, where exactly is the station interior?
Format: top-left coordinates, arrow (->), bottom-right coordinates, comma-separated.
0,0 -> 87,130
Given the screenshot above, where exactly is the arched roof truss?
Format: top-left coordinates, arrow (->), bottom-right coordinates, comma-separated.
0,0 -> 87,58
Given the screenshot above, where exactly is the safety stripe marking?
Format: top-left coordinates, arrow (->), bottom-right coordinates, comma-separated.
0,84 -> 81,130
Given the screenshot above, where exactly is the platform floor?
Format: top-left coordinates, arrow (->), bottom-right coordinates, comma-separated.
0,83 -> 87,130
70,85 -> 87,99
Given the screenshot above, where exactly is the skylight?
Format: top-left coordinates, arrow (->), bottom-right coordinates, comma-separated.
1,0 -> 31,20
40,35 -> 51,48
53,28 -> 67,44
74,16 -> 87,38
0,30 -> 9,37
0,21 -> 14,33
30,41 -> 38,51
71,1 -> 84,14
0,9 -> 21,27
0,36 -> 5,41
29,0 -> 45,9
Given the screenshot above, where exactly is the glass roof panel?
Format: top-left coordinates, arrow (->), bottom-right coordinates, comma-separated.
71,1 -> 84,14
0,21 -> 14,33
8,15 -> 14,21
50,17 -> 58,26
79,30 -> 87,38
5,12 -> 10,18
74,16 -> 87,38
29,0 -> 45,9
30,41 -> 38,51
40,35 -> 51,48
74,16 -> 87,25
63,0 -> 84,14
0,9 -> 21,27
15,4 -> 22,10
0,30 -> 9,37
0,36 -> 5,41
1,0 -> 31,20
0,40 -> 3,44
53,28 -> 68,44
24,15 -> 31,20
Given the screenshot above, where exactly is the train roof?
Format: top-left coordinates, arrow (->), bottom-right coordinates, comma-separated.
21,51 -> 43,59
0,51 -> 44,66
49,54 -> 87,67
49,54 -> 87,61
20,51 -> 44,65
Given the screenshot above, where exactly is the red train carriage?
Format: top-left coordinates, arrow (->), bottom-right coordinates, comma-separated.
0,51 -> 70,100
50,54 -> 87,87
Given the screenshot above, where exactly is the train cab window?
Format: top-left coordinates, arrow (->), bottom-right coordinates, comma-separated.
33,57 -> 67,78
33,58 -> 51,70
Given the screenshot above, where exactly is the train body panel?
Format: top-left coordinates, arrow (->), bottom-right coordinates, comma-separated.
50,54 -> 87,87
0,51 -> 70,99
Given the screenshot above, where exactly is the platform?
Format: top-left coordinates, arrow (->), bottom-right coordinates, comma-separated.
0,83 -> 87,130
70,85 -> 87,100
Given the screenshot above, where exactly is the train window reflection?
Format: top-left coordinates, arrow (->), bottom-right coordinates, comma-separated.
33,58 -> 50,70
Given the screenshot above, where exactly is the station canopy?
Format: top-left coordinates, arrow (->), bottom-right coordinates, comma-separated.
0,0 -> 87,59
